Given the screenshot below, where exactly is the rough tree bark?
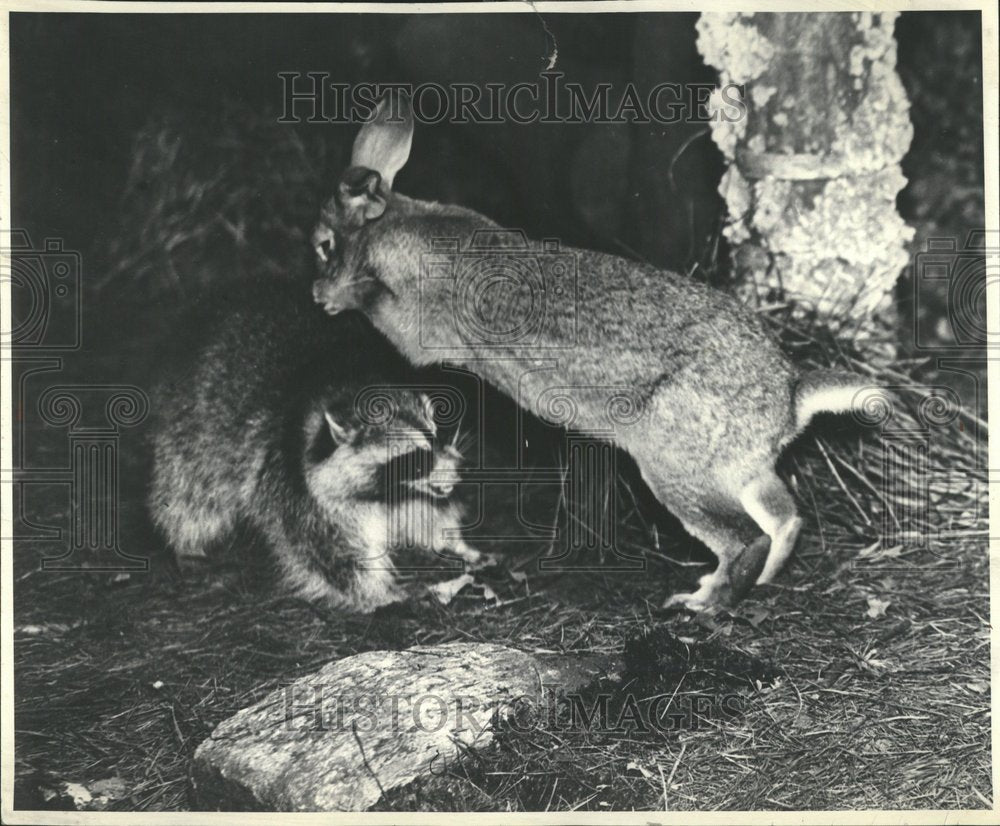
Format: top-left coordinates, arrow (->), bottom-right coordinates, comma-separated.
696,11 -> 914,339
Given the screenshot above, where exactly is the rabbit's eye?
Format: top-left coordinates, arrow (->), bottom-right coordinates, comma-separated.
315,238 -> 333,262
312,224 -> 337,262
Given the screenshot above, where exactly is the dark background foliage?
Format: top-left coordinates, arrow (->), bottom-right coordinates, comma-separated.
10,11 -> 983,274
10,11 -> 985,359
12,12 -> 718,277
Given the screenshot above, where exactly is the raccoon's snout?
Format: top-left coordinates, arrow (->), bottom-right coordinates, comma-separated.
406,476 -> 452,499
428,480 -> 453,499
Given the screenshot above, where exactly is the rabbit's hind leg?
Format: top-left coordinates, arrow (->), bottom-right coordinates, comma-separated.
661,502 -> 763,611
739,471 -> 802,584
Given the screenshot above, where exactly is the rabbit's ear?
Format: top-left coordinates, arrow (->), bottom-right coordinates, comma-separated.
351,94 -> 413,190
338,167 -> 387,225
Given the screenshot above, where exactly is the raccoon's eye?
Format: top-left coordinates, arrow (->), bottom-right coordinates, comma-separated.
307,418 -> 337,464
410,449 -> 434,480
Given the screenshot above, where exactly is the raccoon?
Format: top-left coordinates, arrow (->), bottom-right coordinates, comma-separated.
147,280 -> 482,610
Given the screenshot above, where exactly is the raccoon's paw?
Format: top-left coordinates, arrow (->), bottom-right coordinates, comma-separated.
172,543 -> 220,577
350,567 -> 407,612
360,584 -> 409,612
447,542 -> 496,569
311,579 -> 407,614
174,547 -> 210,569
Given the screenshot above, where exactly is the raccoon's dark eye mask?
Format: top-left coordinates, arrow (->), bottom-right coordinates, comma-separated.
384,447 -> 434,484
352,446 -> 439,505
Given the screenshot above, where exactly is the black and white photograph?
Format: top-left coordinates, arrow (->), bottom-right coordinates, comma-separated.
1,1 -> 997,819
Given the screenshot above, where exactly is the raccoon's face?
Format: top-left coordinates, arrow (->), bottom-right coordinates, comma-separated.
304,392 -> 464,507
387,439 -> 463,501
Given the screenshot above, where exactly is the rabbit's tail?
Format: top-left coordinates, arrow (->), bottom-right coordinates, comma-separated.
793,369 -> 888,433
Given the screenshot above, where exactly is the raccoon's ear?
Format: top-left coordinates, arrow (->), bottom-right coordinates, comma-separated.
351,93 -> 413,191
324,411 -> 351,445
419,393 -> 438,433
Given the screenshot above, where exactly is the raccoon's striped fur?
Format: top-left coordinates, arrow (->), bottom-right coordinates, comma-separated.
148,281 -> 480,611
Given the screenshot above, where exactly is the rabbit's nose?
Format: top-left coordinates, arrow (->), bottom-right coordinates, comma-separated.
312,224 -> 335,263
313,279 -> 343,314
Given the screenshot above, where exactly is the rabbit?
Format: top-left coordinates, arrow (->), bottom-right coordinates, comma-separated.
148,279 -> 483,611
309,95 -> 884,611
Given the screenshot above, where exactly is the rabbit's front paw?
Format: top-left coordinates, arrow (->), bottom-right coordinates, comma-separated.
663,590 -> 714,614
663,577 -> 735,614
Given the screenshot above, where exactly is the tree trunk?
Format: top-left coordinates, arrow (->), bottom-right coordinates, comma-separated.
696,11 -> 914,339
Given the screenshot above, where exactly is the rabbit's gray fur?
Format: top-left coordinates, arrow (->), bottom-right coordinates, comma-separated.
311,98 -> 882,610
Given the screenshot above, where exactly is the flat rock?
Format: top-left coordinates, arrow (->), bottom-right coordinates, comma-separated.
191,642 -> 612,811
